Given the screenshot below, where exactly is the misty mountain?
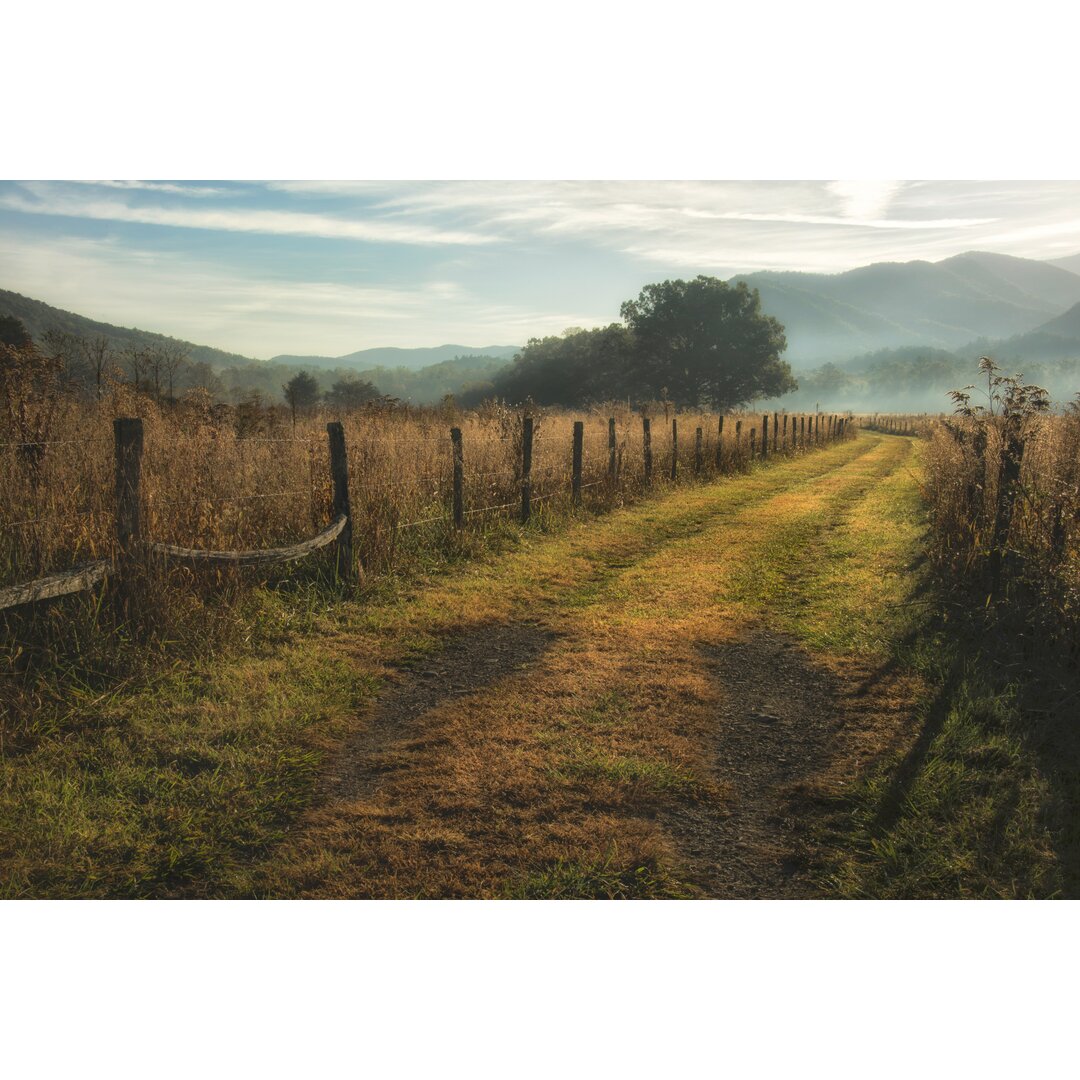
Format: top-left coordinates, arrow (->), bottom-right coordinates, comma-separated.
0,288 -> 257,369
732,251 -> 1080,365
1028,300 -> 1080,341
1048,252 -> 1080,276
271,343 -> 520,371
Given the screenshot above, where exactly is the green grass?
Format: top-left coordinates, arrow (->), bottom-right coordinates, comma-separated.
11,431 -> 1073,899
821,625 -> 1066,899
502,848 -> 697,899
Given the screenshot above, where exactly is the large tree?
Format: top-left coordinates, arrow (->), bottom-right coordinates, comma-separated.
620,276 -> 795,408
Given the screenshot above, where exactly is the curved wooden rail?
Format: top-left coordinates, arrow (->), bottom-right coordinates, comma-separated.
148,514 -> 347,567
0,559 -> 112,611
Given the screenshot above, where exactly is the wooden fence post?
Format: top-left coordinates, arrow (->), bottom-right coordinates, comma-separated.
643,416 -> 653,487
113,417 -> 143,612
800,415 -> 805,447
694,426 -> 703,476
716,415 -> 724,469
451,426 -> 464,529
608,416 -> 617,483
735,418 -> 742,462
761,413 -> 769,459
114,417 -> 143,560
670,418 -> 678,481
749,427 -> 756,460
572,420 -> 583,506
326,421 -> 354,580
521,415 -> 533,523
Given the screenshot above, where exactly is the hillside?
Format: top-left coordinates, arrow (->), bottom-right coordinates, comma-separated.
0,288 -> 257,370
1029,300 -> 1080,340
733,251 -> 1080,364
272,343 -> 520,371
1049,252 -> 1080,276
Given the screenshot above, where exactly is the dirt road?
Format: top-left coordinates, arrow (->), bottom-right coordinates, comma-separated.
250,432 -> 924,898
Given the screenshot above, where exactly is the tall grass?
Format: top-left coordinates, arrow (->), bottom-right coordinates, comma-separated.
921,376 -> 1080,635
1,381 -> 852,751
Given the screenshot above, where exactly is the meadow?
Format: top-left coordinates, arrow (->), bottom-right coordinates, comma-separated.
0,381 -> 848,751
5,350 -> 1080,899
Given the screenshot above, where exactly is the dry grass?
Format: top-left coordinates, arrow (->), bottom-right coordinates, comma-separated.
922,409 -> 1080,630
1,386 -> 851,748
2,434 -> 889,898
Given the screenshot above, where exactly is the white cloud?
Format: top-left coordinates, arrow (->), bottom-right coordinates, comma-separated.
0,234 -> 596,356
0,187 -> 499,247
67,180 -> 228,197
826,180 -> 907,221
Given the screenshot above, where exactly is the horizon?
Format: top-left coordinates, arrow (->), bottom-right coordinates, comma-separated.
3,180 -> 1080,359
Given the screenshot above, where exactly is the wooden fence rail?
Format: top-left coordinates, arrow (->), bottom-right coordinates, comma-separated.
0,417 -> 354,612
2,410 -> 856,612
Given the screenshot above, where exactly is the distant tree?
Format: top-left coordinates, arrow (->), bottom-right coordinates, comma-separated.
283,370 -> 320,424
82,335 -> 115,399
185,360 -> 223,397
123,345 -> 149,392
620,276 -> 795,408
158,342 -> 190,400
478,324 -> 634,406
325,374 -> 380,411
0,315 -> 32,349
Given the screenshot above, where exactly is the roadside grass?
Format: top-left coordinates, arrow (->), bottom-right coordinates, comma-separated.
827,666 -> 1059,898
735,435 -> 1069,899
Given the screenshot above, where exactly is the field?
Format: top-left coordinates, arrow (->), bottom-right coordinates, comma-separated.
3,383 -> 1079,898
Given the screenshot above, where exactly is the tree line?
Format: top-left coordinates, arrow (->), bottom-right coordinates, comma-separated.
461,276 -> 797,410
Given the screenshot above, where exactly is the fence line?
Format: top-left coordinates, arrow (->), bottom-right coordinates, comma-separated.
1,411 -> 855,612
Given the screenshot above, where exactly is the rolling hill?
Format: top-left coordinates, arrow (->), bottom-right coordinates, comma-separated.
0,288 -> 257,369
271,343 -> 520,371
1048,252 -> 1080,276
733,251 -> 1080,365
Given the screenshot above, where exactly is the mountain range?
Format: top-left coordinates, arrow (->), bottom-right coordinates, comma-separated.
4,249 -> 1080,404
270,343 -> 519,371
731,251 -> 1080,365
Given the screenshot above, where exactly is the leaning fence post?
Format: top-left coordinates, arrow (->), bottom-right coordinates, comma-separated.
113,417 -> 143,610
326,421 -> 354,581
750,427 -> 756,460
608,417 -> 617,483
572,420 -> 583,506
521,415 -> 533,523
643,416 -> 653,487
114,418 -> 143,557
670,418 -> 678,482
451,426 -> 464,528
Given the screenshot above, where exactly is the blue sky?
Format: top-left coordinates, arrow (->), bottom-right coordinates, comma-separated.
3,179 -> 1080,359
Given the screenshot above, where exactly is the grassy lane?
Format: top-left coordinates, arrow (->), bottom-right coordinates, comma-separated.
2,434 -> 899,898
21,430 -> 1045,900
252,433 -> 915,898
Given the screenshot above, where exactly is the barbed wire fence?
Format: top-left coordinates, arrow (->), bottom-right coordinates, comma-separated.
0,410 -> 855,613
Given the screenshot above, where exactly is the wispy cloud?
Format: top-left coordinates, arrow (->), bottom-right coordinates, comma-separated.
1,186 -> 499,247
4,180 -> 1080,357
67,180 -> 228,197
0,233 -> 594,355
